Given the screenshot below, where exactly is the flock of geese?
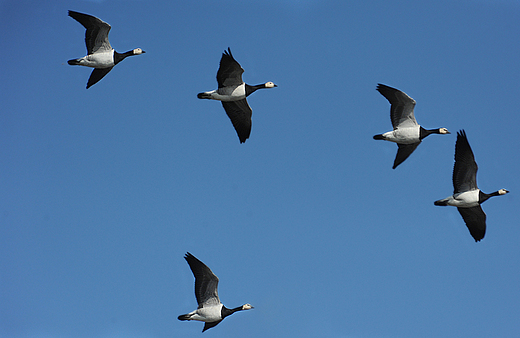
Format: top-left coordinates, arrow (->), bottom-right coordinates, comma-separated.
67,10 -> 510,332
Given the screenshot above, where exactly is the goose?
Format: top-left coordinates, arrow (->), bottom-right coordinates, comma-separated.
197,48 -> 277,143
373,84 -> 450,169
178,252 -> 253,332
434,130 -> 509,241
67,10 -> 145,89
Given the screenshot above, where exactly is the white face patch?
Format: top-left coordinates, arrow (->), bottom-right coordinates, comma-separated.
440,128 -> 450,134
499,189 -> 509,195
243,304 -> 253,310
133,48 -> 145,55
265,81 -> 276,88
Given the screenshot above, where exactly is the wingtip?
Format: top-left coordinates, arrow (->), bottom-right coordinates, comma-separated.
392,158 -> 401,169
68,10 -> 81,18
472,232 -> 484,242
376,83 -> 388,91
224,47 -> 232,57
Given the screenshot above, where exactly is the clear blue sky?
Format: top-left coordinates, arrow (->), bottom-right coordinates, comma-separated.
1,0 -> 519,337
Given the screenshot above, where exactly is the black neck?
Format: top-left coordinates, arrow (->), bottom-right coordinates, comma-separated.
479,190 -> 501,204
245,84 -> 267,97
419,127 -> 440,140
114,50 -> 135,65
221,305 -> 243,318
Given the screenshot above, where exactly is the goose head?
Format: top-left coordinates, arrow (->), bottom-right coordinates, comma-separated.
133,48 -> 146,55
264,81 -> 277,88
438,128 -> 450,134
498,189 -> 509,195
242,303 -> 254,310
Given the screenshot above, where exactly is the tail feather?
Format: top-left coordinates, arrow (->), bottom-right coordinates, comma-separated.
197,92 -> 211,99
373,134 -> 385,140
434,199 -> 449,206
68,59 -> 81,66
178,314 -> 191,321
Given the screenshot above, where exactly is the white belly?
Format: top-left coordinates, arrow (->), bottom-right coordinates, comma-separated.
448,190 -> 480,207
77,51 -> 115,68
189,304 -> 223,322
208,84 -> 246,101
383,127 -> 420,144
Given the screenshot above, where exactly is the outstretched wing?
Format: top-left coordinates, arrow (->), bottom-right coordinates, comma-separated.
377,84 -> 418,129
457,206 -> 486,242
217,48 -> 244,88
86,67 -> 113,89
184,253 -> 220,307
221,99 -> 252,143
453,130 -> 478,194
202,320 -> 223,332
69,10 -> 112,54
393,142 -> 421,169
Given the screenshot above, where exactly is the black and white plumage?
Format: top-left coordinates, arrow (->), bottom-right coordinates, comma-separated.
373,84 -> 450,169
197,48 -> 277,143
67,10 -> 145,89
434,130 -> 509,242
178,252 -> 253,332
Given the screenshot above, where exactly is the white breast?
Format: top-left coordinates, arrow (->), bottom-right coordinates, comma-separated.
229,84 -> 246,99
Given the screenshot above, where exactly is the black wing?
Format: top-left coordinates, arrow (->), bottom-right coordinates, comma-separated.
393,142 -> 421,169
221,99 -> 252,143
202,320 -> 223,332
457,206 -> 486,242
184,252 -> 220,306
86,67 -> 113,89
217,48 -> 244,88
453,130 -> 478,194
377,83 -> 417,129
68,10 -> 112,54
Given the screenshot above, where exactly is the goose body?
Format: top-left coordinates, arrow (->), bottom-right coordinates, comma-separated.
200,83 -> 247,101
67,10 -> 145,88
373,84 -> 450,169
434,130 -> 509,241
178,252 -> 253,332
436,190 -> 481,208
198,48 -> 277,143
72,50 -> 115,68
179,303 -> 224,323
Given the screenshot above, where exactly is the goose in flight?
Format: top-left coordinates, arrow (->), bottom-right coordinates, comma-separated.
67,10 -> 145,88
434,130 -> 509,241
178,252 -> 253,332
197,48 -> 277,143
373,84 -> 450,169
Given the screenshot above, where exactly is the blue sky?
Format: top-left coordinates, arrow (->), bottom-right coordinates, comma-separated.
1,0 -> 519,337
